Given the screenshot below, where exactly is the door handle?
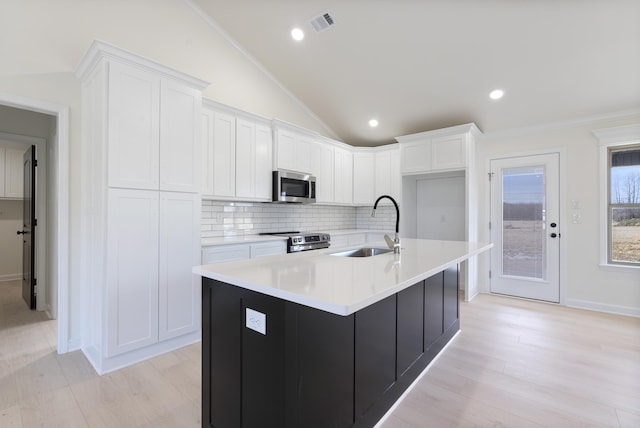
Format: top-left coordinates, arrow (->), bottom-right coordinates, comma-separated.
17,230 -> 28,235
550,233 -> 559,238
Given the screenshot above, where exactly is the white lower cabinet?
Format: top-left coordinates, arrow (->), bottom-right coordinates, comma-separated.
106,189 -> 200,358
106,189 -> 160,357
202,240 -> 286,264
250,241 -> 287,258
202,244 -> 251,264
159,192 -> 201,341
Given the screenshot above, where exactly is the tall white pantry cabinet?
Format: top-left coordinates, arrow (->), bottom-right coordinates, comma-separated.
76,41 -> 209,374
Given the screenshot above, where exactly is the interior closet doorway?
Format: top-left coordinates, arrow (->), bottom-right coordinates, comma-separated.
0,97 -> 70,354
0,134 -> 46,312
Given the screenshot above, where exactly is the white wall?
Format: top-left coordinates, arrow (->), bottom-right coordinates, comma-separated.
475,114 -> 640,316
0,0 -> 337,349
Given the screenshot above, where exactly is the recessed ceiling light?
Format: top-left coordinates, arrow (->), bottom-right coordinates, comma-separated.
369,119 -> 379,128
489,89 -> 504,100
291,28 -> 304,41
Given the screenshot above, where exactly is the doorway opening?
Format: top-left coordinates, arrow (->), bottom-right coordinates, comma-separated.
0,96 -> 70,354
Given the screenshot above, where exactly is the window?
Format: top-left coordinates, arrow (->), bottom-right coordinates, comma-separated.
608,145 -> 640,265
594,124 -> 640,267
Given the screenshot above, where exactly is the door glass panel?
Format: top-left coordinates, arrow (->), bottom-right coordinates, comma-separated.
501,167 -> 546,279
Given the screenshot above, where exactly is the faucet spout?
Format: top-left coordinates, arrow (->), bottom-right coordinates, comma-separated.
372,195 -> 401,254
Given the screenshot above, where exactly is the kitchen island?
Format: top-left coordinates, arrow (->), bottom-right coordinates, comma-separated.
193,238 -> 491,428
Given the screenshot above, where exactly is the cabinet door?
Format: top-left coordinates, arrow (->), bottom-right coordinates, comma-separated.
355,295 -> 396,420
334,148 -> 353,204
431,134 -> 467,170
443,265 -> 459,332
254,123 -> 273,201
201,109 -> 215,196
159,192 -> 201,341
4,147 -> 25,198
400,140 -> 432,174
274,129 -> 297,171
106,189 -> 159,357
235,118 -> 256,198
424,272 -> 444,350
397,281 -> 424,377
353,152 -> 375,205
390,149 -> 401,200
108,61 -> 160,190
250,241 -> 286,258
202,244 -> 250,264
313,142 -> 334,204
159,79 -> 201,192
212,112 -> 236,197
375,150 -> 391,198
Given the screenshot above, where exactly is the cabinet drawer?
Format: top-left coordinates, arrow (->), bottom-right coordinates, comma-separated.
250,241 -> 286,258
202,244 -> 250,264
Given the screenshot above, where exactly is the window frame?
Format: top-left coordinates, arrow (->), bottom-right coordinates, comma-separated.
594,124 -> 640,269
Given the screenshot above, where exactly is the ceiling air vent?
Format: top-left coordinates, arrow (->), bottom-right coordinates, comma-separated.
309,11 -> 335,33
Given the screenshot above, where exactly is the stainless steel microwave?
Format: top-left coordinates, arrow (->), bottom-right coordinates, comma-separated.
272,170 -> 316,203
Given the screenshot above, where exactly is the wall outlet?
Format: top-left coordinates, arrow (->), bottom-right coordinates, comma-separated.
246,308 -> 266,335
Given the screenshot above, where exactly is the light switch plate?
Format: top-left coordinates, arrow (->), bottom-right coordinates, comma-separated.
246,308 -> 266,335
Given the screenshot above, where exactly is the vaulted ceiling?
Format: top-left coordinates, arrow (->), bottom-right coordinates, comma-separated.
193,0 -> 640,146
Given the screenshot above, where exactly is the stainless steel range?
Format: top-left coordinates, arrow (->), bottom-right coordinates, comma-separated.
264,231 -> 331,253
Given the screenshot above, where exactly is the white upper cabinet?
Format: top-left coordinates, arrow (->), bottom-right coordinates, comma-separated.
105,61 -> 202,192
236,119 -> 272,200
353,151 -> 375,205
431,134 -> 467,171
397,123 -> 481,175
272,121 -> 316,174
202,101 -> 273,201
211,110 -> 236,197
159,80 -> 201,192
373,146 -> 401,204
334,146 -> 353,205
107,62 -> 160,190
312,140 -> 335,204
0,146 -> 25,199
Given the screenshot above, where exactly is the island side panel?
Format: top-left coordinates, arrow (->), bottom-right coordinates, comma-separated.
397,280 -> 425,377
424,271 -> 444,351
354,295 -> 397,421
443,265 -> 460,332
241,295 -> 286,427
284,303 -> 355,428
203,279 -> 243,428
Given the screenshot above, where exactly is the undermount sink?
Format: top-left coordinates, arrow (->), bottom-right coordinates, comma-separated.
329,247 -> 394,258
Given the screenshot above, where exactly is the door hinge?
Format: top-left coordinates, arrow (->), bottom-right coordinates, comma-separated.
33,284 -> 37,296
489,221 -> 491,230
34,159 -> 38,167
489,270 -> 492,279
34,218 -> 37,227
488,172 -> 494,181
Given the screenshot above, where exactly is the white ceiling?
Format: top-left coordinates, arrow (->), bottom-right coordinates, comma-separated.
193,0 -> 640,146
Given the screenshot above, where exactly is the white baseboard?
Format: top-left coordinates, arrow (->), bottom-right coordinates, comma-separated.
0,273 -> 21,282
565,298 -> 640,318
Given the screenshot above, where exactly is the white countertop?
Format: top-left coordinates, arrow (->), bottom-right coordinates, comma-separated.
193,238 -> 492,316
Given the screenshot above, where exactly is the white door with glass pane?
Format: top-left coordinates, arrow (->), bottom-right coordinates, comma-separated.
490,153 -> 560,302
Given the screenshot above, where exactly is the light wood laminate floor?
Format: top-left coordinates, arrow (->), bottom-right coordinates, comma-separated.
1,279 -> 638,427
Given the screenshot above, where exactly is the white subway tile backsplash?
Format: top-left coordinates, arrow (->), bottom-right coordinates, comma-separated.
200,201 -> 396,238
